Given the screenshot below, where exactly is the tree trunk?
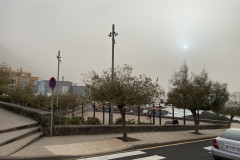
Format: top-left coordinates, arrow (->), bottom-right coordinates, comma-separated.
228,115 -> 234,128
191,109 -> 199,134
118,106 -> 127,141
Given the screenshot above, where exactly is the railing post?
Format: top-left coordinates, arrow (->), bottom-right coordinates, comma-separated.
103,105 -> 105,124
93,103 -> 95,119
138,107 -> 140,124
184,108 -> 186,125
159,109 -> 161,125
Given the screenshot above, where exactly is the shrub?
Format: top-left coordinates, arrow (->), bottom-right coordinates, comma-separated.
0,95 -> 12,103
85,117 -> 101,125
210,114 -> 229,121
138,121 -> 153,125
114,117 -> 136,125
67,116 -> 85,125
54,116 -> 66,125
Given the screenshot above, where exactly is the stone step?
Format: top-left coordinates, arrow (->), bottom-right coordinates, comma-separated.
0,122 -> 39,134
0,127 -> 40,146
0,132 -> 43,157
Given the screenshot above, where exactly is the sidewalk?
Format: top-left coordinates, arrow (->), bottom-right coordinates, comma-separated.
8,127 -> 236,159
0,107 -> 238,160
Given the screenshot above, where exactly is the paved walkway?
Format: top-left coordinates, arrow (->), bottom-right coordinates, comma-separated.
10,128 -> 234,159
1,108 -> 239,159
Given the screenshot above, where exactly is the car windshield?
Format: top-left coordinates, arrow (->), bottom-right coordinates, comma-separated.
220,129 -> 240,141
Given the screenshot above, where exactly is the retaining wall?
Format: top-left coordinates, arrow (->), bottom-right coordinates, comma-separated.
0,101 -> 51,136
54,124 -> 228,136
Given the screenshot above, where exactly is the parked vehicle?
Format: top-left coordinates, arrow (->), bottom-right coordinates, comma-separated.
212,128 -> 240,160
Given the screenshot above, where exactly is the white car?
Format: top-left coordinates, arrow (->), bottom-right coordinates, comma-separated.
212,128 -> 240,160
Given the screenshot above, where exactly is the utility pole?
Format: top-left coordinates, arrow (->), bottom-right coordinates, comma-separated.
108,24 -> 118,124
56,50 -> 61,118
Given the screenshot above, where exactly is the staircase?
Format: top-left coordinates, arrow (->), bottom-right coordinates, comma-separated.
0,122 -> 43,157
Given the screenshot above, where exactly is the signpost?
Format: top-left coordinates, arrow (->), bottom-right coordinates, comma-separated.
49,77 -> 56,136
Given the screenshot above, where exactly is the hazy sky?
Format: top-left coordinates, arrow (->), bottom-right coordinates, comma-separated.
0,0 -> 240,92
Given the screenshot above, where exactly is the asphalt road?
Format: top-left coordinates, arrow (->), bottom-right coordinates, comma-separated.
77,139 -> 215,160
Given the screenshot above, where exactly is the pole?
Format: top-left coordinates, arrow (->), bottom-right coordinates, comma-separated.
111,24 -> 115,124
197,110 -> 200,125
172,106 -> 174,125
159,109 -> 161,125
82,103 -> 84,117
93,102 -> 95,119
50,89 -> 53,136
56,51 -> 61,123
109,105 -> 111,125
184,108 -> 186,125
109,24 -> 118,124
103,105 -> 105,124
153,109 -> 155,125
138,107 -> 140,124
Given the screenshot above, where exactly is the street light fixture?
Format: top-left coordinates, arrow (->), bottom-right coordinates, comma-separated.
108,24 -> 118,124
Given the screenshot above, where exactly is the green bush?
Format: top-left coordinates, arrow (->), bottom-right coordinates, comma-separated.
67,116 -> 85,125
210,114 -> 229,121
0,95 -> 12,103
54,116 -> 85,125
114,117 -> 136,125
138,121 -> 153,125
114,117 -> 122,124
54,116 -> 66,125
85,117 -> 101,125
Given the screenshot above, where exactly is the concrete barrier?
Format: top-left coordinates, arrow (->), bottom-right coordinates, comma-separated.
0,101 -> 51,136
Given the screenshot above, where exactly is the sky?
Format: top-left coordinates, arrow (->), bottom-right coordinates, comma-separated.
0,0 -> 240,92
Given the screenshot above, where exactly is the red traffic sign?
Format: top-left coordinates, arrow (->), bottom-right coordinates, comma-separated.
49,77 -> 56,90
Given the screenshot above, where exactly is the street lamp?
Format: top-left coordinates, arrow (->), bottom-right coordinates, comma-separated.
56,50 -> 61,118
108,24 -> 118,124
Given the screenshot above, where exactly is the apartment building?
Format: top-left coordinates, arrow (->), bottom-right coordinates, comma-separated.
7,67 -> 39,89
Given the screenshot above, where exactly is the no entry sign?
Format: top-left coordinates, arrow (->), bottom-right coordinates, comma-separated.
49,77 -> 56,90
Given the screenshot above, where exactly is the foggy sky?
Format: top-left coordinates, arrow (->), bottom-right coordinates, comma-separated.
0,0 -> 240,92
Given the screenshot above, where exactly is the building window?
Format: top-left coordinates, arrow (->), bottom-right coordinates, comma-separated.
20,85 -> 26,89
8,85 -> 16,89
31,80 -> 36,85
20,79 -> 28,84
10,79 -> 17,83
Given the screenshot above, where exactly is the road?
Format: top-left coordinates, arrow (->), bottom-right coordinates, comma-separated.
76,139 -> 215,160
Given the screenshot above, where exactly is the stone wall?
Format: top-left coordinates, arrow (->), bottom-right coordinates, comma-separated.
54,124 -> 228,136
161,116 -> 229,124
0,101 -> 51,136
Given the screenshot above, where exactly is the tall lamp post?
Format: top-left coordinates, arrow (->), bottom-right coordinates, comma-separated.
108,24 -> 118,124
56,50 -> 61,117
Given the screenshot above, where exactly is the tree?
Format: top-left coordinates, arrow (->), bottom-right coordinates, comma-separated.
84,65 -> 164,141
0,63 -> 10,95
220,92 -> 240,128
32,94 -> 49,110
168,62 -> 229,133
0,63 -> 9,86
58,93 -> 80,123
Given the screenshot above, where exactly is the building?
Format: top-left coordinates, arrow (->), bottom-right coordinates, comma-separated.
36,80 -> 86,96
7,67 -> 39,89
37,80 -> 72,95
71,85 -> 86,96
